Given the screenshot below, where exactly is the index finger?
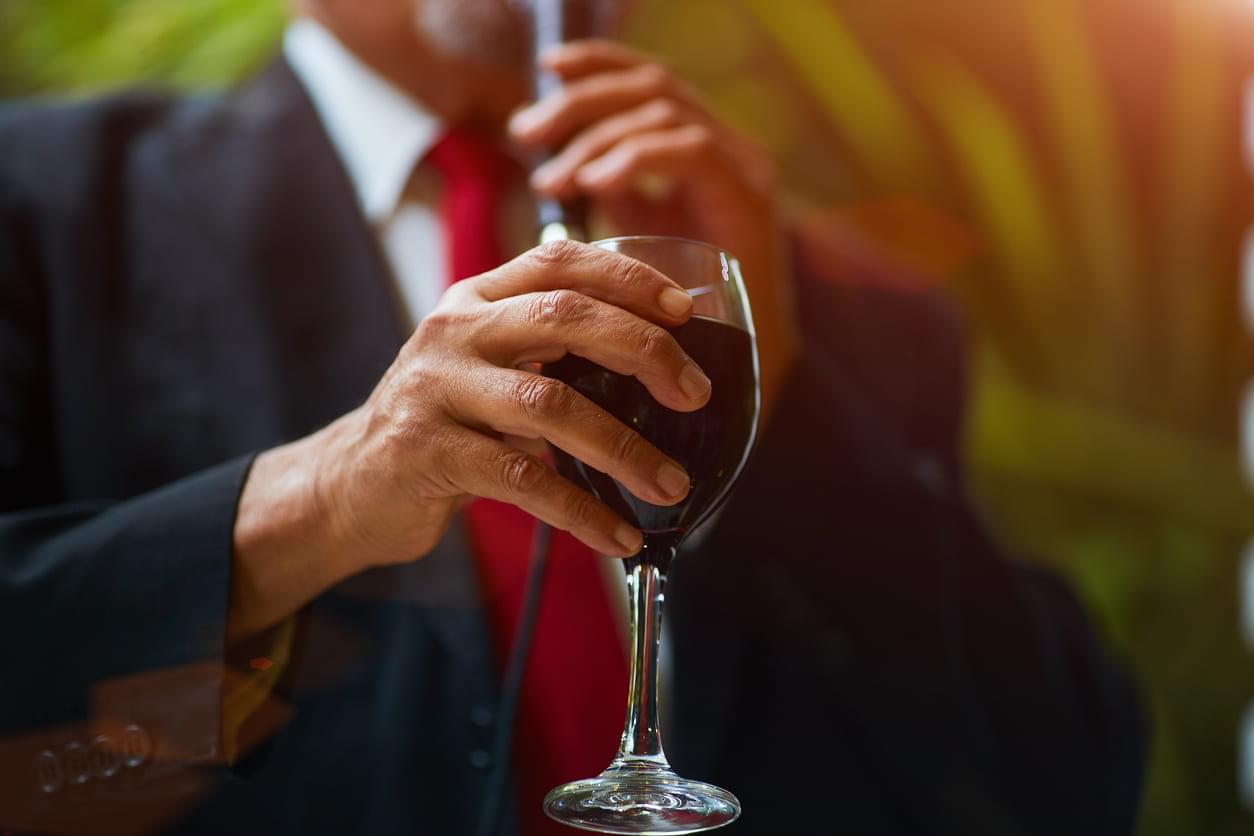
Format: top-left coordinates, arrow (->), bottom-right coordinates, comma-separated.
472,239 -> 694,326
540,39 -> 658,79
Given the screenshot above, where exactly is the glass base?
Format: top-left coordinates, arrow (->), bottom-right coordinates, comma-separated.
543,766 -> 740,835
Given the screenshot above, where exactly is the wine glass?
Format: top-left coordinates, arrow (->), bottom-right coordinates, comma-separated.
542,236 -> 760,834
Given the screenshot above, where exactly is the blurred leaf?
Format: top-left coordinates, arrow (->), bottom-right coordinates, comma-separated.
0,0 -> 282,94
1155,0 -> 1228,431
969,347 -> 1254,534
1022,0 -> 1142,396
912,51 -> 1073,388
740,0 -> 934,193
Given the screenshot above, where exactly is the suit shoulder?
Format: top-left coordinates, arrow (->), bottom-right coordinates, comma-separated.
792,248 -> 968,473
795,266 -> 963,369
0,87 -> 219,212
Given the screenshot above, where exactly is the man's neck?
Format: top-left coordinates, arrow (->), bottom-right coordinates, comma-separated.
300,6 -> 524,132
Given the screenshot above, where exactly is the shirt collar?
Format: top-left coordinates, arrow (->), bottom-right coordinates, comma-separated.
284,17 -> 443,223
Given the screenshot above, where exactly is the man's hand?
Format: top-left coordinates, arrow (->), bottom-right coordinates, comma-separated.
509,40 -> 799,408
228,241 -> 708,640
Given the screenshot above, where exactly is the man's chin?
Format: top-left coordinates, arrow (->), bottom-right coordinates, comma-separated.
413,0 -> 527,69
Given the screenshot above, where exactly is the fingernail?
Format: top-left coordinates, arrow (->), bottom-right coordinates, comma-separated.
531,161 -> 561,190
656,462 -> 690,499
509,107 -> 542,135
678,362 -> 712,401
658,287 -> 693,317
615,523 -> 643,554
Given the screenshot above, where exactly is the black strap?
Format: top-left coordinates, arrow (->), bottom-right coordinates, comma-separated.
475,522 -> 552,836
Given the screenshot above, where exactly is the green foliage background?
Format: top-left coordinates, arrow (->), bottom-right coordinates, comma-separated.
3,0 -> 1253,832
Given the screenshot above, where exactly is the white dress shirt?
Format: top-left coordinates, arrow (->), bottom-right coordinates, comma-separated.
285,17 -> 447,329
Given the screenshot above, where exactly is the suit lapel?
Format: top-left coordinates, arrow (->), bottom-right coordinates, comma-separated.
161,58 -> 407,435
156,59 -> 494,673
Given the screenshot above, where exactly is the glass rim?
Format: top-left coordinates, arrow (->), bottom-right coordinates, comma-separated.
590,234 -> 742,265
590,235 -> 742,297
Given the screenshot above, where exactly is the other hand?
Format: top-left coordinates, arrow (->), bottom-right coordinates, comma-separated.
509,40 -> 798,404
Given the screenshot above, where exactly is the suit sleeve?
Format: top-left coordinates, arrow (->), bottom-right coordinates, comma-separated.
0,158 -> 257,831
0,466 -> 256,829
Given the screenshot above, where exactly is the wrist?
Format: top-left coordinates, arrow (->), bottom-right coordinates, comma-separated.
304,406 -> 411,573
236,436 -> 344,571
229,419 -> 367,640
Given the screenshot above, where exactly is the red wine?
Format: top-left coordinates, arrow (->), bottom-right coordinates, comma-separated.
543,315 -> 758,570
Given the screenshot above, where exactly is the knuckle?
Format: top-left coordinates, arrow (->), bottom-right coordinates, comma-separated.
533,237 -> 584,267
563,491 -> 600,530
399,360 -> 443,395
499,451 -> 545,494
413,306 -> 476,351
618,256 -> 656,292
513,374 -> 569,418
384,357 -> 439,403
405,440 -> 464,503
414,308 -> 454,344
380,383 -> 438,449
440,280 -> 476,306
637,323 -> 675,361
525,288 -> 584,326
381,400 -> 423,448
610,426 -> 645,466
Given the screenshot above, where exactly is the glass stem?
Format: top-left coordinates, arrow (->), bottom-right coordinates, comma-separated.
613,555 -> 672,771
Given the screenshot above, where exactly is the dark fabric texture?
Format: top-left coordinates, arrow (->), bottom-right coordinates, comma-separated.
0,59 -> 1145,835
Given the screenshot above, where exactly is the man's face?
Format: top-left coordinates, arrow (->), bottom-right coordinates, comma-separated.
411,0 -> 624,71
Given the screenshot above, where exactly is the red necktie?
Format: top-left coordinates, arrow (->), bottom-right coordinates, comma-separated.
424,127 -> 629,836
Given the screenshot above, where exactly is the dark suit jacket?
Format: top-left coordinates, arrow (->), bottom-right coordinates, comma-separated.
0,60 -> 1144,835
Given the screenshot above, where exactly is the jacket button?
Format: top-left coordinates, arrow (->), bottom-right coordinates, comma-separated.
34,750 -> 62,794
91,735 -> 121,779
120,724 -> 151,768
469,707 -> 493,728
64,742 -> 91,785
468,749 -> 492,769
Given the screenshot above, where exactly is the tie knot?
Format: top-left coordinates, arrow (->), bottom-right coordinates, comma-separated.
424,126 -> 516,189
